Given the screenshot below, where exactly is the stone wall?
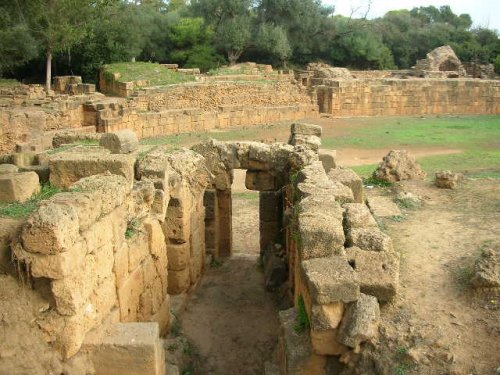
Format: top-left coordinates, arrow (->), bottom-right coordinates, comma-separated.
316,78 -> 500,116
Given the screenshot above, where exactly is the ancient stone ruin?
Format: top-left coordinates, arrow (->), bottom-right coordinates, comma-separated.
0,121 -> 402,374
414,45 -> 467,78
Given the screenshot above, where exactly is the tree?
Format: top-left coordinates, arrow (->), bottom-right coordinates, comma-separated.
256,23 -> 291,67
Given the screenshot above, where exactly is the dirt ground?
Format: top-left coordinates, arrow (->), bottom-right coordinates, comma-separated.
179,178 -> 280,374
345,179 -> 500,375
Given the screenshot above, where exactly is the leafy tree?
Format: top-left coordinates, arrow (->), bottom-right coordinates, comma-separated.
256,23 -> 291,67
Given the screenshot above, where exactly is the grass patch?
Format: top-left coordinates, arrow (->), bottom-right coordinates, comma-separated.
293,295 -> 310,334
0,78 -> 21,87
104,62 -> 196,86
419,150 -> 500,178
0,183 -> 61,218
233,191 -> 259,201
125,218 -> 142,239
363,175 -> 393,187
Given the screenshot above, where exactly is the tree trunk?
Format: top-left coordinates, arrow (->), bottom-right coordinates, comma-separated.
45,49 -> 52,92
228,50 -> 242,66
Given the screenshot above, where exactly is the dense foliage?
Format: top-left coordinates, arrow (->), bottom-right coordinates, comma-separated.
1,0 -> 498,87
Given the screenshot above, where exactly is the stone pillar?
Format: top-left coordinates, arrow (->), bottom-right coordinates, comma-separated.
217,189 -> 232,257
203,189 -> 219,258
259,190 -> 283,254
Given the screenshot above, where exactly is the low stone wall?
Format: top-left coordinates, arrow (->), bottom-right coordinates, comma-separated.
316,78 -> 500,116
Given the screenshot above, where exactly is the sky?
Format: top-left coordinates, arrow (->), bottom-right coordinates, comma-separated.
323,0 -> 500,31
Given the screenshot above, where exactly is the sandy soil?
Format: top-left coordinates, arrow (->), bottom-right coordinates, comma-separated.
347,179 -> 500,374
180,185 -> 280,374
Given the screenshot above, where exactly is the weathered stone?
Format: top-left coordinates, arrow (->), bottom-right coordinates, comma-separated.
310,329 -> 348,356
367,196 -> 401,218
263,245 -> 288,291
0,164 -> 18,175
343,203 -> 378,229
118,266 -> 144,322
83,322 -> 165,375
289,134 -> 321,152
291,122 -> 322,137
310,302 -> 345,331
0,217 -> 23,273
0,171 -> 40,203
471,248 -> 500,288
414,45 -> 466,78
307,63 -> 353,79
259,191 -> 281,222
301,256 -> 359,304
346,247 -> 399,301
347,227 -> 393,252
128,232 -> 150,272
21,201 -> 80,255
328,167 -> 363,203
167,268 -> 190,295
167,243 -> 190,271
19,165 -> 50,183
49,150 -> 135,189
277,308 -> 327,375
435,170 -> 464,189
245,170 -> 279,191
99,129 -> 138,154
374,150 -> 426,183
298,212 -> 345,259
338,293 -> 380,349
319,149 -> 337,173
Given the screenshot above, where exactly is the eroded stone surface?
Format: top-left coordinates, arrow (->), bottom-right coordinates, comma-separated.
374,150 -> 426,183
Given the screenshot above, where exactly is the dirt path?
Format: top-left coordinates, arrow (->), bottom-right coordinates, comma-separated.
358,180 -> 500,374
180,184 -> 280,374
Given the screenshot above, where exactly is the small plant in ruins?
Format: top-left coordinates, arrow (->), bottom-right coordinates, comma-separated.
363,175 -> 393,188
125,218 -> 142,239
0,183 -> 61,218
293,295 -> 310,334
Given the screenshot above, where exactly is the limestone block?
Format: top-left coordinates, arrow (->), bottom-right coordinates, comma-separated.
367,196 -> 401,218
298,194 -> 343,221
343,203 -> 377,229
0,164 -> 18,175
310,329 -> 348,356
12,152 -> 36,168
136,146 -> 171,190
259,220 -> 280,251
373,150 -> 426,183
51,254 -> 97,316
291,122 -> 322,137
338,293 -> 380,349
164,212 -> 191,244
21,202 -> 80,255
99,129 -> 138,154
114,242 -> 129,288
149,294 -> 171,335
310,302 -> 345,331
167,268 -> 190,295
83,217 -> 114,254
471,248 -> 500,288
318,149 -> 337,173
20,165 -> 50,184
128,232 -> 150,272
0,171 -> 40,203
298,212 -> 345,260
346,247 -> 399,301
151,189 -> 169,221
245,170 -> 279,191
118,266 -> 144,322
94,241 -> 115,284
277,308 -> 327,375
167,243 -> 190,271
301,256 -> 359,304
83,322 -> 165,375
91,275 -> 118,319
328,167 -> 363,203
347,227 -> 393,252
49,151 -> 135,189
203,190 -> 217,220
143,218 -> 167,260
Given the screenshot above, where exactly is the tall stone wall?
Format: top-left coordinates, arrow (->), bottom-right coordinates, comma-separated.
316,78 -> 500,116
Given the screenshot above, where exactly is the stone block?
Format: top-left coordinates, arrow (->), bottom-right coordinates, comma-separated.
0,218 -> 23,273
343,203 -> 377,229
167,243 -> 190,271
167,268 -> 190,295
12,152 -> 36,168
310,302 -> 345,331
21,201 -> 80,255
435,170 -> 464,189
118,266 -> 144,322
164,214 -> 190,244
318,149 -> 337,173
346,227 -> 393,252
114,242 -> 129,288
245,170 -> 279,191
310,329 -> 348,356
0,172 -> 40,203
301,256 -> 359,304
143,218 -> 167,260
259,220 -> 280,252
345,247 -> 399,301
83,322 -> 165,375
298,212 -> 345,260
99,130 -> 138,154
49,151 -> 135,189
149,294 -> 171,335
259,191 -> 281,222
291,122 -> 322,137
19,165 -> 50,183
338,293 -> 380,349
328,167 -> 363,203
128,232 -> 150,272
0,164 -> 18,175
277,308 -> 327,375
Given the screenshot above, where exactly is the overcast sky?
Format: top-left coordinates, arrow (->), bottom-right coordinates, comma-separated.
323,0 -> 500,31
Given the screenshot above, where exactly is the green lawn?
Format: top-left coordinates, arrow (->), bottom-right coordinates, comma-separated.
0,78 -> 21,87
104,62 -> 196,86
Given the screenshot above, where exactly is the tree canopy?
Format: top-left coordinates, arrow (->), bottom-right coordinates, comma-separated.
1,1 -> 498,84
